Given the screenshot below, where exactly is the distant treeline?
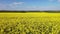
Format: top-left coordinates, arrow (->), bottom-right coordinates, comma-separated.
0,10 -> 60,13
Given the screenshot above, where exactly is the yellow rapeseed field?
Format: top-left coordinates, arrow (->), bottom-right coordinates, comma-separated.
0,12 -> 60,34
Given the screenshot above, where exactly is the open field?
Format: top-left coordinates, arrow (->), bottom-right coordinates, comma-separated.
0,12 -> 60,34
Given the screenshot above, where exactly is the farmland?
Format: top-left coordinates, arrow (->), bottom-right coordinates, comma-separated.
0,11 -> 60,34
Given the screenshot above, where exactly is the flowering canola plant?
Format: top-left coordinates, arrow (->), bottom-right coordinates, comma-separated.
0,12 -> 60,34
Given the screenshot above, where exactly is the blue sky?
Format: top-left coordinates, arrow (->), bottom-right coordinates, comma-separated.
0,0 -> 60,10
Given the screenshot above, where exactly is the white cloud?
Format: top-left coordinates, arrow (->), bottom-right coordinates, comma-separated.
58,0 -> 60,2
0,3 -> 8,10
25,5 -> 60,11
0,1 -> 60,11
0,2 -> 24,10
13,2 -> 24,5
9,2 -> 24,8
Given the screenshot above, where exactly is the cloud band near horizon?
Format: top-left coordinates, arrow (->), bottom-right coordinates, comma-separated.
0,0 -> 60,10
